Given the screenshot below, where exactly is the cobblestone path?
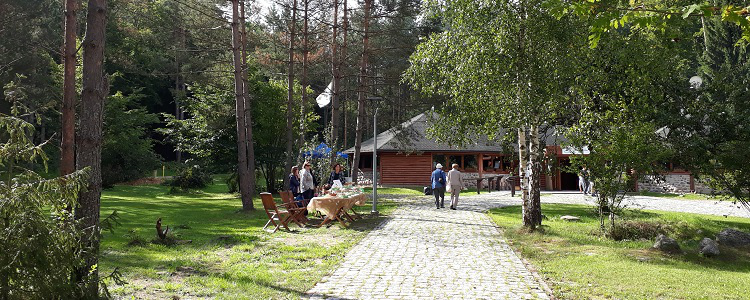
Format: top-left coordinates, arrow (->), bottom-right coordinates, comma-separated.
305,198 -> 549,300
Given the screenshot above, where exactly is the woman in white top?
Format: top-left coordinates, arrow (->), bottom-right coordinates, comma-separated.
299,161 -> 315,201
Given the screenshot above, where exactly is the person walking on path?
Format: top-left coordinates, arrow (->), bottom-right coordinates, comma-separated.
300,161 -> 315,201
431,163 -> 447,209
446,163 -> 465,210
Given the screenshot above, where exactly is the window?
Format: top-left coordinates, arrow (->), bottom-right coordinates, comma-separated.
448,155 -> 463,168
464,155 -> 478,171
358,154 -> 380,168
484,158 -> 494,170
483,156 -> 508,172
433,154 -> 446,169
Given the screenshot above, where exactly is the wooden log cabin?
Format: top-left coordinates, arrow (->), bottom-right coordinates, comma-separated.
345,112 -> 710,194
344,113 -> 587,191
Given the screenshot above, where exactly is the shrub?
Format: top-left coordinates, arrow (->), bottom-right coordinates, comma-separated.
225,172 -> 239,193
164,164 -> 213,193
102,92 -> 161,187
124,229 -> 147,247
608,220 -> 668,241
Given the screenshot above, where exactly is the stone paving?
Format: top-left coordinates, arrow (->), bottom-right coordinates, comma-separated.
304,196 -> 550,300
304,191 -> 749,300
468,191 -> 750,218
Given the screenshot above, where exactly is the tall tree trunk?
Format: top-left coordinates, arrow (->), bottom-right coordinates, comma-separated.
267,164 -> 276,193
231,0 -> 253,210
341,0 -> 349,149
518,127 -> 533,228
330,0 -> 340,146
299,0 -> 309,154
1,212 -> 8,300
75,0 -> 107,295
173,6 -> 185,163
240,0 -> 256,205
284,0 -> 297,191
528,124 -> 542,226
516,0 -> 536,229
61,0 -> 77,176
352,0 -> 372,184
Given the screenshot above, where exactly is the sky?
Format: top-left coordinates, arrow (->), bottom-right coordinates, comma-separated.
221,0 -> 360,23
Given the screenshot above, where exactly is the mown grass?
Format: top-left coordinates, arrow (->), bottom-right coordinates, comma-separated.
489,204 -> 750,300
633,191 -> 735,202
100,177 -> 398,299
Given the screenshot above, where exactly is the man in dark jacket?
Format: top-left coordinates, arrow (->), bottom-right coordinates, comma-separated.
430,163 -> 447,209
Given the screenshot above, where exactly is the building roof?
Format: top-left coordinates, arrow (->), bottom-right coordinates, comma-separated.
344,112 -> 566,154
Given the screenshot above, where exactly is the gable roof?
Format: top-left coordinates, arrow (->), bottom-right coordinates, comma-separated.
344,112 -> 567,154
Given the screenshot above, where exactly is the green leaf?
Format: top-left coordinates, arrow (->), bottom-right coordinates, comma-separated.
683,4 -> 700,19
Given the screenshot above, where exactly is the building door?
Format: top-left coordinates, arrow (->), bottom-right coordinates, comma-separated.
558,158 -> 579,191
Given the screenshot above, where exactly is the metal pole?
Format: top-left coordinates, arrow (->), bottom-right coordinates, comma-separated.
372,107 -> 379,214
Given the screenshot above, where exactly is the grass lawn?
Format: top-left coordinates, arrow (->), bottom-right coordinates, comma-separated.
632,191 -> 735,202
489,204 -> 750,300
100,177 -> 398,299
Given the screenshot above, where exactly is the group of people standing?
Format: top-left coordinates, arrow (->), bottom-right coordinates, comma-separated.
289,162 -> 347,205
430,163 -> 465,210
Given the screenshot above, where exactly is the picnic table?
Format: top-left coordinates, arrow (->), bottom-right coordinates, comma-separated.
307,193 -> 367,227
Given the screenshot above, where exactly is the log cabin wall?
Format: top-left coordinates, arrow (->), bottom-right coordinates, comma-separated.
379,152 -> 433,186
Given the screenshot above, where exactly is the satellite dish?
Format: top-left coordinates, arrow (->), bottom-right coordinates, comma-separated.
689,76 -> 703,89
316,81 -> 333,108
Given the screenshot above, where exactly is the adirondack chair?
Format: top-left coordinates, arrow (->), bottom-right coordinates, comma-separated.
280,191 -> 308,224
261,193 -> 304,233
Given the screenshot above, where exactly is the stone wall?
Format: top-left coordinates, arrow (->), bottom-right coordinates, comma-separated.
463,172 -> 480,188
693,178 -> 714,194
637,174 -> 692,193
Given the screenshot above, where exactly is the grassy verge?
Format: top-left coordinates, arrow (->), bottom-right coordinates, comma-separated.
632,191 -> 734,201
488,204 -> 750,300
100,178 -> 397,299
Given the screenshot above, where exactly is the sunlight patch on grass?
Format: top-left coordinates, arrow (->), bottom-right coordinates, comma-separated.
632,191 -> 736,202
489,204 -> 750,300
100,179 -> 398,299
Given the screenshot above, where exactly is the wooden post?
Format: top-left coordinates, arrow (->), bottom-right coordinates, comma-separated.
478,152 -> 484,178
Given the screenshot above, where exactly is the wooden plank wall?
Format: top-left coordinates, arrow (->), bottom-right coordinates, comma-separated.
380,152 -> 433,186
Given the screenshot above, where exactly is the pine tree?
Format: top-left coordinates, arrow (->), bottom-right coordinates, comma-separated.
1,81 -> 90,299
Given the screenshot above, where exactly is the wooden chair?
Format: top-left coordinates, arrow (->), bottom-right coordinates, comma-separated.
261,193 -> 304,233
280,191 -> 308,224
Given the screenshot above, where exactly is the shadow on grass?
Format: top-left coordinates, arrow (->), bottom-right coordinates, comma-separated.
624,246 -> 750,273
100,180 -> 396,261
